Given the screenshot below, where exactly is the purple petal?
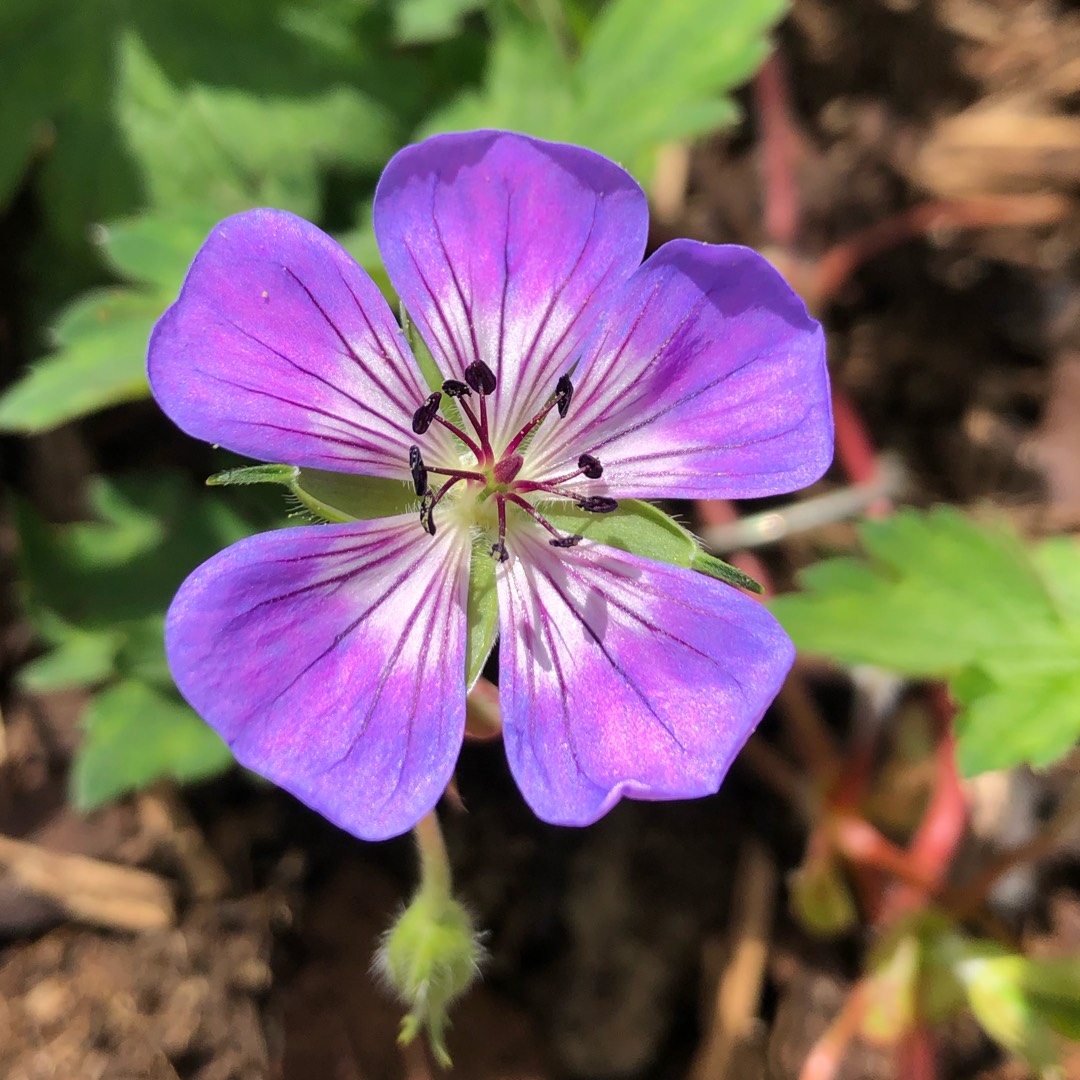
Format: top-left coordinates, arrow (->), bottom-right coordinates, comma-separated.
166,516 -> 470,841
528,240 -> 833,499
374,131 -> 648,448
496,531 -> 794,825
149,209 -> 456,477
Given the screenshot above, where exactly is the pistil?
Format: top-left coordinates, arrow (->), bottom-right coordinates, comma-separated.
408,363 -> 616,556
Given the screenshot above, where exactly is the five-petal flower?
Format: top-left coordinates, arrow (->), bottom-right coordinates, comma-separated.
148,130 -> 833,840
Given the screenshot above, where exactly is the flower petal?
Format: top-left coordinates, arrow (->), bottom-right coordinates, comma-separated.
149,209 -> 456,477
496,531 -> 794,825
374,131 -> 648,447
166,516 -> 470,841
528,240 -> 832,499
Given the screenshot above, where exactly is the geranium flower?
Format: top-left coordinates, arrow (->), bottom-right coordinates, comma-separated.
149,130 -> 832,841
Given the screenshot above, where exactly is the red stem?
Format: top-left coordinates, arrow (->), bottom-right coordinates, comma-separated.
754,49 -> 802,249
814,194 -> 1069,305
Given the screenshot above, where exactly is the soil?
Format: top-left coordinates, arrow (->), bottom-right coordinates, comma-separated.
4,1 -> 1080,1078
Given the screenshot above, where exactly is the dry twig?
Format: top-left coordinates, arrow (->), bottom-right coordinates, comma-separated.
0,832 -> 174,932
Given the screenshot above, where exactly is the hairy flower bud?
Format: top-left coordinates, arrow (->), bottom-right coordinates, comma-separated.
375,888 -> 484,1067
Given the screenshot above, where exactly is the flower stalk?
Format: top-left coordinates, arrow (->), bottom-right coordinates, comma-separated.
377,812 -> 482,1068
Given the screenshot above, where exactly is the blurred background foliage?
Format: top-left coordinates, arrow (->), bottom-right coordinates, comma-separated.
0,0 -> 786,805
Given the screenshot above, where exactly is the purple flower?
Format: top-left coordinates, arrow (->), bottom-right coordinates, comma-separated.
149,130 -> 832,841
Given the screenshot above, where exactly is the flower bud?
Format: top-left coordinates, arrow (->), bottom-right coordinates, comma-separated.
375,887 -> 484,1067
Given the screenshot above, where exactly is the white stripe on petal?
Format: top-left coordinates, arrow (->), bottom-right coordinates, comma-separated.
166,515 -> 471,840
496,531 -> 794,825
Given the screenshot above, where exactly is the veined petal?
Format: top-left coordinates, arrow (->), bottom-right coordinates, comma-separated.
166,516 -> 471,841
374,131 -> 648,447
528,240 -> 833,499
149,209 -> 456,477
496,531 -> 794,826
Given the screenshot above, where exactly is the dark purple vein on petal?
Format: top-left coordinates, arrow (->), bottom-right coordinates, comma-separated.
509,556 -> 588,787
402,241 -> 468,375
202,371 -> 397,452
331,264 -> 426,414
535,558 -> 686,751
431,187 -> 483,373
220,319 -> 417,444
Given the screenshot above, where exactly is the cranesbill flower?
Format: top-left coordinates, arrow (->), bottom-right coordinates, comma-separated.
149,130 -> 832,841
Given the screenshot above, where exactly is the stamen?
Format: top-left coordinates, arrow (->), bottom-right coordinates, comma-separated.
417,475 -> 468,536
491,497 -> 509,562
419,492 -> 436,536
577,495 -> 619,514
430,412 -> 486,464
411,391 -> 442,435
501,370 -> 580,459
555,374 -> 574,418
427,465 -> 487,483
409,445 -> 428,495
464,360 -> 497,396
442,379 -> 471,398
492,453 -> 524,484
577,453 -> 603,479
505,493 -> 581,548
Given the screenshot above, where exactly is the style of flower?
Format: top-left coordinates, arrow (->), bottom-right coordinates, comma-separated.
148,130 -> 833,841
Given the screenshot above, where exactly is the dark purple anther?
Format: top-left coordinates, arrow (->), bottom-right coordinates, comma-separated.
490,540 -> 509,562
409,446 -> 428,496
555,374 -> 574,418
549,534 -> 583,548
577,496 -> 618,514
577,453 -> 603,479
442,379 -> 471,398
493,453 -> 524,484
411,391 -> 442,435
464,360 -> 497,396
419,493 -> 436,536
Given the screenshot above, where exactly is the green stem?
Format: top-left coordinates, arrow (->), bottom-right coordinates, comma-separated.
413,811 -> 452,905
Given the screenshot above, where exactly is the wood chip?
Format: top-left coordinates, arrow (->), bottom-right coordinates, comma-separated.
0,833 -> 174,932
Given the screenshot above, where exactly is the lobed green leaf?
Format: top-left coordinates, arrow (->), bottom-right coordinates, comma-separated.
71,680 -> 234,810
770,507 -> 1080,776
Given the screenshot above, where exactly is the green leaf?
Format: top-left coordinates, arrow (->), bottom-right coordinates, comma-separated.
19,624 -> 124,693
422,13 -> 574,141
0,0 -> 381,241
770,507 -> 1080,775
423,0 -> 786,187
0,202 -> 224,433
394,0 -> 487,44
94,208 -> 222,285
15,471 -> 273,669
117,32 -> 395,220
932,934 -> 1070,1071
71,680 -> 234,810
545,498 -> 761,590
0,288 -> 157,432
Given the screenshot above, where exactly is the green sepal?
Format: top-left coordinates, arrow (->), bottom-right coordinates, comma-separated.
691,550 -> 765,593
207,463 -> 298,488
376,888 -> 483,1068
207,463 -> 415,523
465,545 -> 498,687
543,498 -> 763,592
401,301 -> 445,395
